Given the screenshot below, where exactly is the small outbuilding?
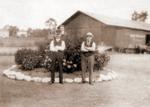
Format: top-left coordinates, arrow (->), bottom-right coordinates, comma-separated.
61,11 -> 150,49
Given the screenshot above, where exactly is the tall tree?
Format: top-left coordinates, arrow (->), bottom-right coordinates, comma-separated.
4,25 -> 19,37
27,28 -> 33,37
45,18 -> 57,36
131,11 -> 148,22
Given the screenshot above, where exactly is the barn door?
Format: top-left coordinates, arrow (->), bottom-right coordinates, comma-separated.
146,34 -> 150,45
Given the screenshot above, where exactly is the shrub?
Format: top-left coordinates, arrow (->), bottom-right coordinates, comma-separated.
63,50 -> 81,73
95,53 -> 110,70
22,54 -> 39,70
15,48 -> 42,70
41,52 -> 53,70
15,48 -> 34,65
15,37 -> 110,72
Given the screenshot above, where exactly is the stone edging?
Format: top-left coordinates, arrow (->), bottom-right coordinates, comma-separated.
2,65 -> 118,83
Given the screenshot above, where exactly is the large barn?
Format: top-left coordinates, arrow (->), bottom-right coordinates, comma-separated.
61,11 -> 150,49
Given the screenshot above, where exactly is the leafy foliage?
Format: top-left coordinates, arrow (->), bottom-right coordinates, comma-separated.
15,37 -> 110,72
8,26 -> 19,37
131,11 -> 148,22
95,53 -> 110,70
22,53 -> 39,70
15,49 -> 34,65
63,50 -> 81,73
15,49 -> 42,70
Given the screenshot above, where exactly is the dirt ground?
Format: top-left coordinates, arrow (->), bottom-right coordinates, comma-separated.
0,53 -> 150,107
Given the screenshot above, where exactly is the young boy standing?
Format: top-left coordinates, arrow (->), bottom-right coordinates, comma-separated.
81,32 -> 96,85
49,29 -> 66,84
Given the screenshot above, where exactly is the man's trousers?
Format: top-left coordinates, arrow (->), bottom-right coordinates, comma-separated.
81,54 -> 94,84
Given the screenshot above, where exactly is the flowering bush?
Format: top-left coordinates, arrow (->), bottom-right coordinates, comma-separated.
63,50 -> 81,73
95,53 -> 110,70
15,37 -> 110,72
41,52 -> 53,70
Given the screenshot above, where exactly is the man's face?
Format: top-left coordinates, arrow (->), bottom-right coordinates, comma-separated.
86,36 -> 92,41
86,36 -> 92,46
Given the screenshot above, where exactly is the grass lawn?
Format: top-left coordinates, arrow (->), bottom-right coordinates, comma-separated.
0,53 -> 150,107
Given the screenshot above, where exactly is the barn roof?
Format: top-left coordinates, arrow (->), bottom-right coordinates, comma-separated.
62,11 -> 150,31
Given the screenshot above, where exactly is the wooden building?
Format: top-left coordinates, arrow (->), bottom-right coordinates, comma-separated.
61,11 -> 150,49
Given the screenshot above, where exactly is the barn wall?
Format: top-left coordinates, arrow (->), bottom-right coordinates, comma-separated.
115,28 -> 150,48
101,26 -> 117,46
64,13 -> 104,44
63,13 -> 150,48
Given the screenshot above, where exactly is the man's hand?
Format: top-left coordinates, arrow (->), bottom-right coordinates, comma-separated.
85,46 -> 95,51
85,47 -> 90,50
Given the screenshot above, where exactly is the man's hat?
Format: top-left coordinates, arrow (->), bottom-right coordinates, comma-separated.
86,32 -> 94,37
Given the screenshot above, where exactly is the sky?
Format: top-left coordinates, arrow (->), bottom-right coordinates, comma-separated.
0,0 -> 150,30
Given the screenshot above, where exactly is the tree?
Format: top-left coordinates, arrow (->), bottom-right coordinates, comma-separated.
28,29 -> 49,38
131,11 -> 148,22
4,25 -> 19,37
27,28 -> 33,37
45,18 -> 57,37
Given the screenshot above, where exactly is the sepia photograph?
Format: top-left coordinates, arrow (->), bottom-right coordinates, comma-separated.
0,0 -> 150,107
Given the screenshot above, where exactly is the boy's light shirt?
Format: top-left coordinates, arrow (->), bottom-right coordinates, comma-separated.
50,40 -> 66,52
81,42 -> 96,52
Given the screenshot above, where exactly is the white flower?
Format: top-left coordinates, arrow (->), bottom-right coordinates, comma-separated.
63,59 -> 66,62
69,61 -> 73,64
63,63 -> 66,66
73,64 -> 77,67
67,65 -> 71,68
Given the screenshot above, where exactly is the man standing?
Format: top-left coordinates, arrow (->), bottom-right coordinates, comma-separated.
49,29 -> 66,84
81,32 -> 96,85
